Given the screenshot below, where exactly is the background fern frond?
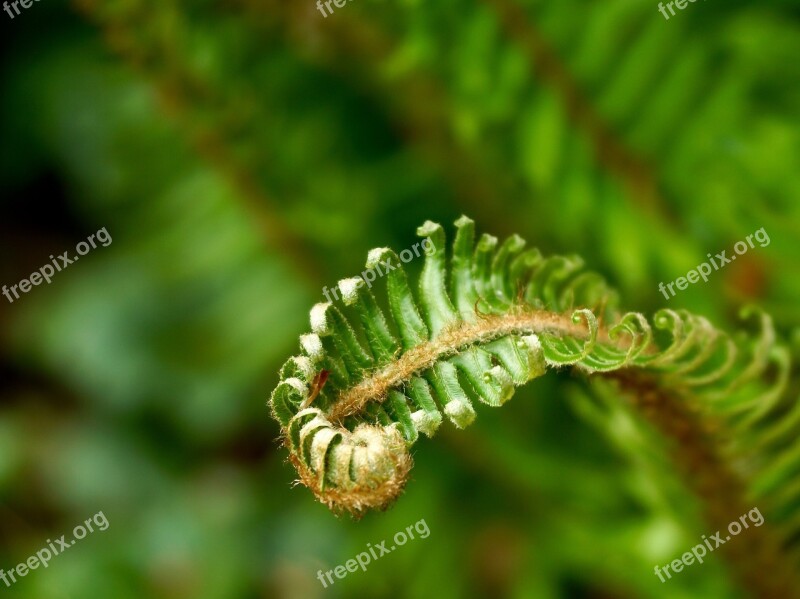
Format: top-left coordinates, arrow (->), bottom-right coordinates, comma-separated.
4,2 -> 799,597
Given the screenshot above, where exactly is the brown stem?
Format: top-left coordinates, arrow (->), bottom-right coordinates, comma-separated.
606,370 -> 800,599
71,0 -> 324,287
233,0 -> 523,242
483,0 -> 676,225
328,308 -> 590,422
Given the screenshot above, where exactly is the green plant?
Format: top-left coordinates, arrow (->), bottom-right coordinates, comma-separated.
270,216 -> 799,597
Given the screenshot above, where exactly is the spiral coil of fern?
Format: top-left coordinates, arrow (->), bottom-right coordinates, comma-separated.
270,218 -> 793,530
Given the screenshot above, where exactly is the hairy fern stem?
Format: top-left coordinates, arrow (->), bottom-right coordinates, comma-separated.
329,308 -> 592,422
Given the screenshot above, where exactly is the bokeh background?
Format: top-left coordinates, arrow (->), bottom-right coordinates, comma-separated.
1,1 -> 799,597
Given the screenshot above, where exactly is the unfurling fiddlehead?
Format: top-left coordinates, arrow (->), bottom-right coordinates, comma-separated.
268,218 -> 800,597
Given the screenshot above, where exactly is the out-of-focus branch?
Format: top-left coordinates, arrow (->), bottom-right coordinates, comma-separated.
483,0 -> 676,224
71,0 -> 324,287
235,0 -> 524,241
608,370 -> 800,599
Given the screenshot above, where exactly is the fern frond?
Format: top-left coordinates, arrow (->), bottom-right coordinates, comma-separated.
269,218 -> 800,595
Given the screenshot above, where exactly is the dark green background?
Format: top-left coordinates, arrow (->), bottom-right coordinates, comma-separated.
1,1 -> 798,597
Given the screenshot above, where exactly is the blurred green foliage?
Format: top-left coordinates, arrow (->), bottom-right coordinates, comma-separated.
1,0 -> 798,598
